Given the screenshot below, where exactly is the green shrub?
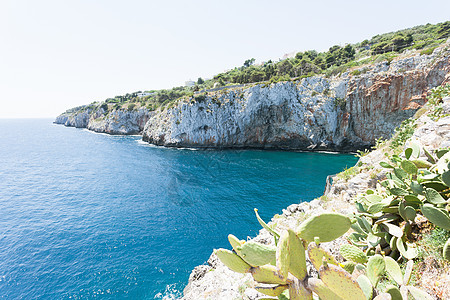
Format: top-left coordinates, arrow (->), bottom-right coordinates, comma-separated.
420,46 -> 437,55
390,119 -> 417,150
333,97 -> 346,110
427,83 -> 450,105
127,103 -> 136,111
194,94 -> 206,103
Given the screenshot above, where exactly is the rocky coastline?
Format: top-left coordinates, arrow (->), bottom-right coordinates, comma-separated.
53,44 -> 450,299
56,44 -> 450,151
54,107 -> 152,135
181,97 -> 450,300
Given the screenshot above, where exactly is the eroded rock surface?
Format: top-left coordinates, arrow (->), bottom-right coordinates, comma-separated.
143,45 -> 450,150
55,108 -> 152,135
181,98 -> 450,300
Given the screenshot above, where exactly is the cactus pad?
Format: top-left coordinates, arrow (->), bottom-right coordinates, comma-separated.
227,234 -> 244,254
308,278 -> 343,300
356,274 -> 373,300
385,285 -> 403,300
276,230 -> 290,279
407,286 -> 433,300
319,264 -> 366,300
443,238 -> 450,261
384,256 -> 403,285
367,254 -> 385,287
403,260 -> 413,285
251,265 -> 287,284
421,204 -> 450,230
255,284 -> 288,297
340,244 -> 368,264
238,241 -> 276,266
442,170 -> 450,187
401,160 -> 418,175
340,261 -> 356,273
254,208 -> 280,240
296,213 -> 351,242
307,242 -> 338,271
425,188 -> 446,205
215,248 -> 251,273
287,229 -> 307,280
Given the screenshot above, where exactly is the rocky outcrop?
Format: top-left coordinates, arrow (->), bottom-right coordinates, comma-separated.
181,97 -> 450,300
86,108 -> 152,135
143,45 -> 450,151
55,110 -> 91,128
54,107 -> 152,135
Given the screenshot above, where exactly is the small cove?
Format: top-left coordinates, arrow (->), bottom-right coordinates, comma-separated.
0,119 -> 358,299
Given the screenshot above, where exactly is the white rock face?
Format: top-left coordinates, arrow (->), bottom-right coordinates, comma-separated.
55,107 -> 152,135
55,44 -> 449,147
181,99 -> 450,300
87,108 -> 152,135
143,45 -> 450,150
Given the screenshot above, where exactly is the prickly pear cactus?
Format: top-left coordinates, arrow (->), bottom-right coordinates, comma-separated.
319,264 -> 366,300
444,238 -> 450,261
215,205 -> 436,300
340,244 -> 368,263
296,213 -> 351,242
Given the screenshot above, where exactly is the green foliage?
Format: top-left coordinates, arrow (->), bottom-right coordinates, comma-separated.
333,97 -> 346,110
216,208 -> 434,299
193,94 -> 206,103
426,83 -> 450,121
99,103 -> 108,112
296,213 -> 351,242
127,103 -> 136,111
427,83 -> 450,105
62,21 -> 449,116
420,46 -> 438,55
336,166 -> 358,181
390,119 -> 417,150
351,143 -> 449,264
368,21 -> 448,55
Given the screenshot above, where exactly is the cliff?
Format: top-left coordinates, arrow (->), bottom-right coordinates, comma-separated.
54,107 -> 152,135
55,45 -> 449,150
181,97 -> 450,300
142,45 -> 450,151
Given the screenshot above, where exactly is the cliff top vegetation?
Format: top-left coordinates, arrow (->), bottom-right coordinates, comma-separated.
65,21 -> 449,115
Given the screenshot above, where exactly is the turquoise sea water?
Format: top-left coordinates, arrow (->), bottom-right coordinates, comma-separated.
0,119 -> 357,299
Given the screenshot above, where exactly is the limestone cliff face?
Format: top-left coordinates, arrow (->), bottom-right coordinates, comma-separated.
54,108 -> 152,135
55,111 -> 91,128
142,45 -> 450,151
181,97 -> 450,300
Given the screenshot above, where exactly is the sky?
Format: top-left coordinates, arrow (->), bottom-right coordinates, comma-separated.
0,0 -> 449,118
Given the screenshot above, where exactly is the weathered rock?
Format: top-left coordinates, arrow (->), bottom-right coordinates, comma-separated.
87,108 -> 152,135
54,107 -> 152,135
55,110 -> 91,128
180,101 -> 450,299
143,45 -> 450,151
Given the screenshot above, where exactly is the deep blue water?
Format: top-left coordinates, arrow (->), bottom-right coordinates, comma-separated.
0,119 -> 357,299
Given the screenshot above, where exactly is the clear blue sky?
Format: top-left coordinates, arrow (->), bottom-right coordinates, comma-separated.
1,0 -> 449,118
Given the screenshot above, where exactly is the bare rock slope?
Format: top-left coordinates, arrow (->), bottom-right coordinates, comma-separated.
181,98 -> 450,300
143,45 -> 449,151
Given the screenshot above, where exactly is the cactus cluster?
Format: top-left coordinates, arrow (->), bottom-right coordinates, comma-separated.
214,145 -> 448,299
351,144 -> 450,262
215,210 -> 433,299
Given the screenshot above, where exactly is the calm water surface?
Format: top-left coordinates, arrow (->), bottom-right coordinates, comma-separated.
0,119 -> 357,299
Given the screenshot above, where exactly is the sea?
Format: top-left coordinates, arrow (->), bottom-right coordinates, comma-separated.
0,119 -> 358,299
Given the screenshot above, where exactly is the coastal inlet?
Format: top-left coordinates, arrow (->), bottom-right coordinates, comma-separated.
0,119 -> 357,298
